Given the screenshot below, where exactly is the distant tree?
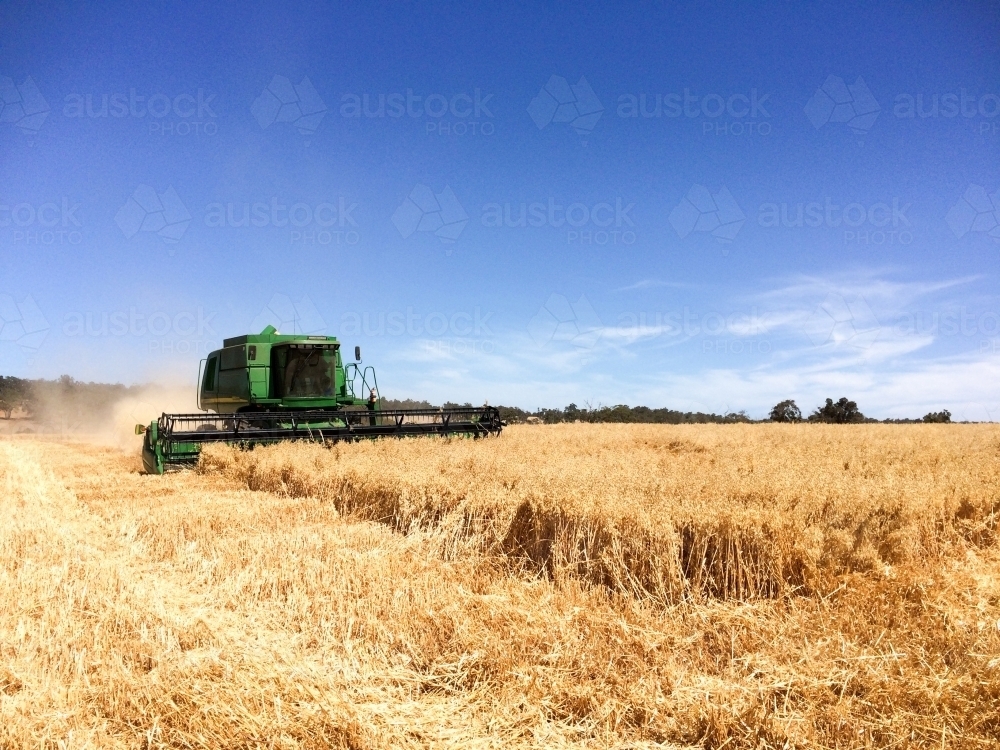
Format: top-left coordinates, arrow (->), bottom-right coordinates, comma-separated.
922,409 -> 952,423
809,397 -> 865,424
377,397 -> 435,410
496,405 -> 529,424
769,399 -> 802,422
0,376 -> 29,419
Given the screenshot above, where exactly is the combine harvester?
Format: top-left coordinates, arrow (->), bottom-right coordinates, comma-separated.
136,326 -> 503,474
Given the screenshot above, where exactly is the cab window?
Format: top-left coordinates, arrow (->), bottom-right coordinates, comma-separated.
272,346 -> 336,398
203,356 -> 218,391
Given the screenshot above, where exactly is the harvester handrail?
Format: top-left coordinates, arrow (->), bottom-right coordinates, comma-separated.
344,362 -> 379,401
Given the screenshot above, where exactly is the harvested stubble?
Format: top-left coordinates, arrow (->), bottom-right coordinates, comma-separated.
1,425 -> 999,748
202,423 -> 1000,604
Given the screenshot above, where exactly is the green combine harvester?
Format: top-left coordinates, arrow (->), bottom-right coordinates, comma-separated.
136,325 -> 503,474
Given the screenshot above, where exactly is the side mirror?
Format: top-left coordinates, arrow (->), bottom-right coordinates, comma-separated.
354,345 -> 361,361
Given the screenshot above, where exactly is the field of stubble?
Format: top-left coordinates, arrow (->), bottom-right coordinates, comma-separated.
1,424 -> 999,749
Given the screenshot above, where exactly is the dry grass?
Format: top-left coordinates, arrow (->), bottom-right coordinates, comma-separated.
1,424 -> 999,748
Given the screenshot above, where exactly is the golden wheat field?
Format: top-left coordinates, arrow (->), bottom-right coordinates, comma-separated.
1,424 -> 999,749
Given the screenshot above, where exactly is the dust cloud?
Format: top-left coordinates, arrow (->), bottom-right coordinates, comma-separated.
3,380 -> 198,453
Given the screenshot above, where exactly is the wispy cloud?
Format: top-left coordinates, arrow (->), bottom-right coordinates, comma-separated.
612,279 -> 695,293
753,271 -> 981,309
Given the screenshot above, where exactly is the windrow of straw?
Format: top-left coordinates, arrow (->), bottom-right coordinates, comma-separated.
200,423 -> 1000,603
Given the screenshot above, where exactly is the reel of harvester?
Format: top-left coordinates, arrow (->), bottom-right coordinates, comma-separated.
136,326 -> 503,474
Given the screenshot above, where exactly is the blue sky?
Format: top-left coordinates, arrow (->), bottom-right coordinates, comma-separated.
1,0 -> 999,419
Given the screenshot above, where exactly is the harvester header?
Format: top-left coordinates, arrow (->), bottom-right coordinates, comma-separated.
137,325 -> 502,473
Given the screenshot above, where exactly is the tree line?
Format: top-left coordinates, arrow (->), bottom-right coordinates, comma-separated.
380,398 -> 751,423
395,398 -> 954,424
768,397 -> 951,424
3,377 -> 955,425
492,403 -> 753,424
0,375 -> 143,424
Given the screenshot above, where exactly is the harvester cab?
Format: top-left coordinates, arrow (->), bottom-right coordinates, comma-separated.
195,325 -> 374,414
137,326 -> 502,474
